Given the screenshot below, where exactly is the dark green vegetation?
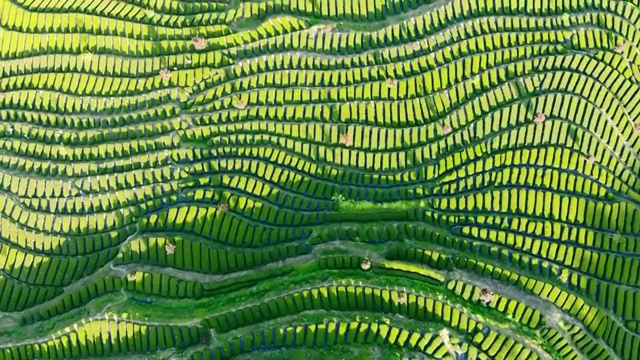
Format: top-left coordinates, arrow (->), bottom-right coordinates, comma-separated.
1,0 -> 640,359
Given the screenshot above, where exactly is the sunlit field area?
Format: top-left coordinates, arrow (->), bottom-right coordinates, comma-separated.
0,0 -> 640,359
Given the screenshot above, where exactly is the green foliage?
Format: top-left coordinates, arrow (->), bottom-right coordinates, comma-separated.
0,1 -> 636,359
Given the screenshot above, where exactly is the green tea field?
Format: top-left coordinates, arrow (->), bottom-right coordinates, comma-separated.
0,0 -> 639,359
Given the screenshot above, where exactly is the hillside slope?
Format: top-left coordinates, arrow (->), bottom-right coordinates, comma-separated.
0,0 -> 639,359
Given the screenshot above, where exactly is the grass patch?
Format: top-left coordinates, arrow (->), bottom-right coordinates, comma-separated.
336,199 -> 426,211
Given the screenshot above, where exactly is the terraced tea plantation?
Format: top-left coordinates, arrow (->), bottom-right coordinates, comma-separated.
1,0 -> 640,358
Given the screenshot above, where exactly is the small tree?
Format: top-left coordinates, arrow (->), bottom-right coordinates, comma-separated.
533,112 -> 546,124
159,69 -> 172,82
192,36 -> 208,50
478,289 -> 494,306
614,41 -> 626,54
165,243 -> 176,255
340,131 -> 353,146
232,97 -> 246,110
360,259 -> 371,271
